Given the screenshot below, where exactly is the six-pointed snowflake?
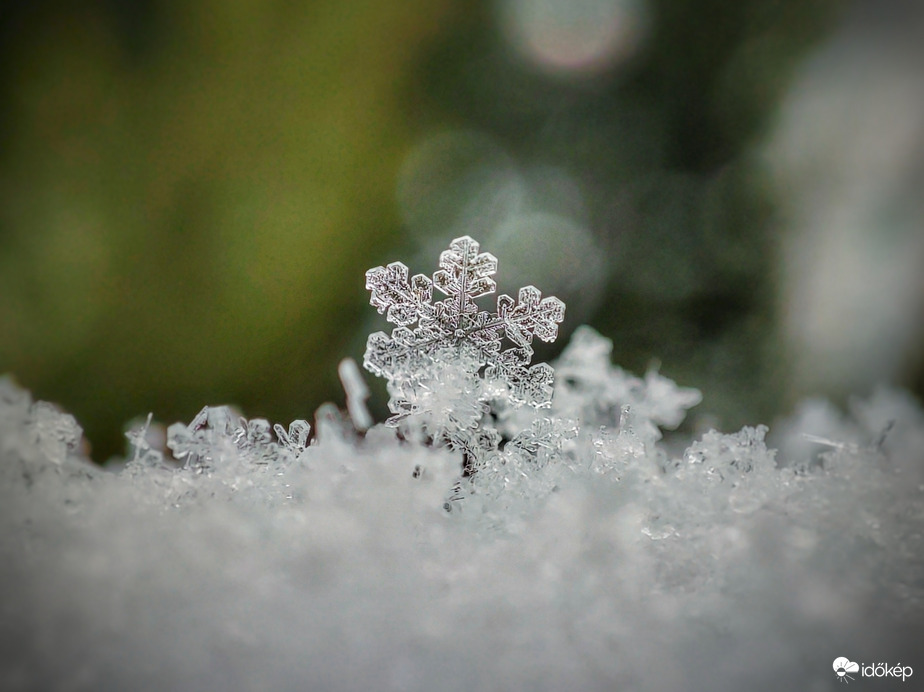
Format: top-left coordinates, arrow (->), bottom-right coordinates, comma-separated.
363,236 -> 566,429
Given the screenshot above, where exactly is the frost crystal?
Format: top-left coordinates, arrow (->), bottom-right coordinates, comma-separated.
337,358 -> 373,432
555,325 -> 702,439
166,405 -> 310,470
364,235 -> 565,430
0,377 -> 83,466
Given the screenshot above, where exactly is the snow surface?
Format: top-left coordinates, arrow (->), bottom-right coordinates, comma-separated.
2,326 -> 923,691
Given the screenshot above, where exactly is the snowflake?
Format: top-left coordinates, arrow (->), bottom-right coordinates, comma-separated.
363,236 -> 566,429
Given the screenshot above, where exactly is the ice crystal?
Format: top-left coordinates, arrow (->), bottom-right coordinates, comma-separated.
364,236 -> 565,427
166,405 -> 310,470
0,376 -> 83,466
592,406 -> 655,477
337,358 -> 373,432
466,416 -> 578,509
554,325 -> 702,438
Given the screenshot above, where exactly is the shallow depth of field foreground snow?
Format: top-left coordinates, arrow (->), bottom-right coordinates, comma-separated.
2,325 -> 924,692
1,228 -> 922,692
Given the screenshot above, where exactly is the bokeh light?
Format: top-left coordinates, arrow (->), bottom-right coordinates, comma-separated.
397,129 -> 527,240
765,6 -> 924,402
497,0 -> 650,76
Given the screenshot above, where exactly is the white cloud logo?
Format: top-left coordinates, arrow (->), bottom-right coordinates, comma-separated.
834,657 -> 860,683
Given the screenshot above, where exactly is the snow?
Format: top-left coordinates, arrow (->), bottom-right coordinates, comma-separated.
2,379 -> 923,691
1,236 -> 922,690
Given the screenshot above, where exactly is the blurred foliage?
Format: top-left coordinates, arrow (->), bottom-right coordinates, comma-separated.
0,0 -> 841,460
0,0 -> 455,459
391,0 -> 838,433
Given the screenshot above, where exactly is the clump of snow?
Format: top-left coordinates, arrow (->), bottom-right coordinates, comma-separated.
1,237 -> 922,690
554,325 -> 702,433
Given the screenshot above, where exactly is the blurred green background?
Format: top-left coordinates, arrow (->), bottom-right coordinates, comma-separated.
3,0 -> 922,461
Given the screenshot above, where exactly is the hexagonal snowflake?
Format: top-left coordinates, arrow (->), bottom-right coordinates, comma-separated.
364,236 -> 566,429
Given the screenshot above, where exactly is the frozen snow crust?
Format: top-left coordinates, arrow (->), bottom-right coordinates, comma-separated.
2,237 -> 923,691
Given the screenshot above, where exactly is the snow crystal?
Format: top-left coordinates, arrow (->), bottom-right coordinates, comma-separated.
337,358 -> 373,432
0,376 -> 83,466
364,235 -> 564,421
554,325 -> 702,436
166,405 -> 311,471
364,236 -> 572,508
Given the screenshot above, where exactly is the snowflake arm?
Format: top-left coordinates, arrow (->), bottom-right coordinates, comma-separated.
366,262 -> 434,327
496,286 -> 566,348
433,236 -> 498,322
